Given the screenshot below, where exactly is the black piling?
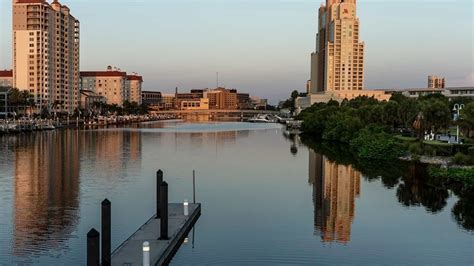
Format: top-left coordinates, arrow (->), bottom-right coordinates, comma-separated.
159,181 -> 169,240
193,170 -> 196,204
156,170 -> 163,219
101,199 -> 111,266
87,228 -> 100,266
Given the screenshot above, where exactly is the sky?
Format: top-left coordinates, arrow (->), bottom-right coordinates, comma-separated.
0,0 -> 473,103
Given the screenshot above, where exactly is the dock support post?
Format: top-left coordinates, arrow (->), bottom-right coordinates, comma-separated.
87,228 -> 100,266
193,170 -> 196,204
101,199 -> 111,266
156,170 -> 163,219
159,181 -> 169,240
143,241 -> 150,266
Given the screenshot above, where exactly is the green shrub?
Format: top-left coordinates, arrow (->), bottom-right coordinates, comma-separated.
409,142 -> 423,155
350,126 -> 403,160
468,147 -> 474,156
423,142 -> 454,156
452,153 -> 470,165
429,167 -> 474,188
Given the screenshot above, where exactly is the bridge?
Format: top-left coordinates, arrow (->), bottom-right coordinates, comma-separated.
151,109 -> 279,115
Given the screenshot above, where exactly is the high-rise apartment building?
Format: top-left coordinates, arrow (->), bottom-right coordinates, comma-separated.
311,0 -> 364,93
13,0 -> 80,113
428,75 -> 445,89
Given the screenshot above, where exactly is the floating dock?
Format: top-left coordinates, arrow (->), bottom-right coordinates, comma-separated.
86,170 -> 201,266
111,203 -> 201,265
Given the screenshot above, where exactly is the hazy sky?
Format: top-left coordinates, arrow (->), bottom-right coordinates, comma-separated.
1,0 -> 473,103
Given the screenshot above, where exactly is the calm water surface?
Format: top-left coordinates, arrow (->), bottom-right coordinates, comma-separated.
0,121 -> 472,265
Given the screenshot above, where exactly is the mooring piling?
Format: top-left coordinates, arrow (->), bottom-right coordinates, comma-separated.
87,229 -> 100,266
156,170 -> 163,219
101,199 -> 111,266
159,181 -> 169,240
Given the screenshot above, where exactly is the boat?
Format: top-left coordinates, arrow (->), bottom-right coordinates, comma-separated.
247,114 -> 277,123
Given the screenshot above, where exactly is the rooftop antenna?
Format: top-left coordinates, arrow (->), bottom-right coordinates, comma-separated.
216,72 -> 219,88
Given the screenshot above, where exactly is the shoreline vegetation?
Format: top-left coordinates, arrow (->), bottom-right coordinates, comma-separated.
297,138 -> 473,231
296,93 -> 474,189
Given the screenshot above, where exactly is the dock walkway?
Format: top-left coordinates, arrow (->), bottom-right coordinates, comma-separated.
111,203 -> 201,266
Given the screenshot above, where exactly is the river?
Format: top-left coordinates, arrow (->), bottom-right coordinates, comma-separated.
0,121 -> 472,265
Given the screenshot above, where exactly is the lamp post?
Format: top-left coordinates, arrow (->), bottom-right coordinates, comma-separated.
453,104 -> 464,144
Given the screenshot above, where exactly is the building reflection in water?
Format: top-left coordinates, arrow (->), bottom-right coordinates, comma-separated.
80,130 -> 142,175
12,129 -> 143,258
309,150 -> 361,243
13,131 -> 80,256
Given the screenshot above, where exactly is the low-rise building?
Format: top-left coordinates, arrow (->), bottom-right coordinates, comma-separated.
161,93 -> 176,110
80,90 -> 106,110
0,70 -> 13,87
204,88 -> 238,110
0,87 -> 11,117
250,96 -> 268,109
237,93 -> 251,109
385,87 -> 474,99
142,91 -> 162,105
180,98 -> 209,110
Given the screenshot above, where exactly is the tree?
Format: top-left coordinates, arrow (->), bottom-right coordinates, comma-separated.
460,102 -> 474,137
291,90 -> 299,100
418,98 -> 451,135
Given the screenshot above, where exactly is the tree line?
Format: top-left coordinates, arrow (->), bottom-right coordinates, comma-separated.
296,93 -> 474,160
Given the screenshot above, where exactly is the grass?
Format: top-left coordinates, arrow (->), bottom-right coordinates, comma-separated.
394,135 -> 417,142
423,140 -> 453,146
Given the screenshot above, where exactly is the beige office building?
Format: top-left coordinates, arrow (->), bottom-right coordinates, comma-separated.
80,67 -> 143,106
428,75 -> 445,89
297,0 -> 389,111
180,98 -> 209,110
80,70 -> 127,105
204,88 -> 238,110
13,0 -> 80,113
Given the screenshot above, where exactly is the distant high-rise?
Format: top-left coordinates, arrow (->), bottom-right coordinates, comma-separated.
310,0 -> 364,93
428,75 -> 445,89
12,0 -> 80,113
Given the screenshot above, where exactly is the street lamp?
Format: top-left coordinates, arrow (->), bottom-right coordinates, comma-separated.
453,103 -> 464,144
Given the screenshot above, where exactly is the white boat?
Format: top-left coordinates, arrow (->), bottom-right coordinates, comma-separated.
247,114 -> 277,123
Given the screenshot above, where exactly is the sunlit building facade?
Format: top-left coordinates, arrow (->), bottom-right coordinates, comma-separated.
80,67 -> 143,106
297,0 -> 389,111
13,0 -> 80,113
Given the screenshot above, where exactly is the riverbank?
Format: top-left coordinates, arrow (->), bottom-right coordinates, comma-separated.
0,114 -> 177,135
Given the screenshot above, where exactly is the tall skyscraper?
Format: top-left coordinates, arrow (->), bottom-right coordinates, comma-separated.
296,0 -> 389,110
310,0 -> 364,93
12,0 -> 80,113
